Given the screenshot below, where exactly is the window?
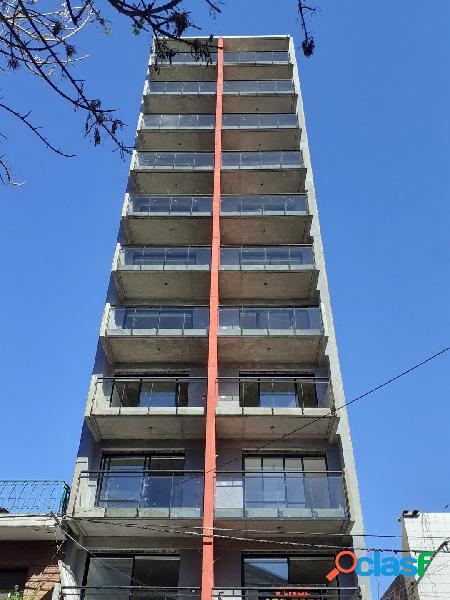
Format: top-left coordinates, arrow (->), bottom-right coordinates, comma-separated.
96,454 -> 185,509
84,555 -> 180,598
110,376 -> 189,408
242,555 -> 338,587
243,455 -> 329,511
0,570 -> 28,599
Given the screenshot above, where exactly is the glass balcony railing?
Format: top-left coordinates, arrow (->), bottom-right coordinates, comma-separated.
223,80 -> 294,93
134,151 -> 303,170
224,51 -> 290,64
221,195 -> 308,215
135,152 -> 214,169
142,114 -> 215,129
75,471 -> 203,516
219,307 -> 322,333
94,376 -> 207,409
215,471 -> 347,519
222,151 -> 303,169
128,195 -> 212,215
147,81 -> 216,94
118,247 -> 211,268
223,113 -> 297,128
156,51 -> 290,64
146,80 -> 294,94
106,307 -> 209,333
141,113 -> 297,129
220,246 -> 314,268
217,376 -> 333,410
0,480 -> 70,515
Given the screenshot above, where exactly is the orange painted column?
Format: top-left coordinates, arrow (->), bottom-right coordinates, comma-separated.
201,37 -> 223,600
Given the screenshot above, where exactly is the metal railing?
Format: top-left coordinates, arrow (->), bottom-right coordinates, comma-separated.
134,152 -> 303,170
118,247 -> 211,268
218,307 -> 322,333
128,195 -> 212,215
91,376 -> 207,410
0,480 -> 70,515
217,376 -> 333,411
220,246 -> 314,269
213,588 -> 361,600
146,80 -> 294,95
220,195 -> 308,215
215,471 -> 348,519
61,587 -> 200,600
72,471 -> 203,516
141,114 -> 297,129
106,307 -> 209,333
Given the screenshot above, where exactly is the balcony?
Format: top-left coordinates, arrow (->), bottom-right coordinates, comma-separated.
143,80 -> 297,114
221,152 -> 306,194
213,588 -> 361,600
100,306 -> 209,364
215,471 -> 350,533
223,80 -> 297,114
130,151 -> 305,195
138,114 -> 215,151
220,195 -> 311,245
216,376 -> 338,440
130,151 -> 214,195
219,246 -> 318,301
0,480 -> 69,540
152,50 -> 292,80
137,113 -> 300,152
85,376 -> 206,440
113,246 -> 211,302
144,80 -> 216,113
61,588 -> 200,600
69,470 -> 203,536
222,113 -> 300,151
218,307 -> 326,364
122,195 -> 212,245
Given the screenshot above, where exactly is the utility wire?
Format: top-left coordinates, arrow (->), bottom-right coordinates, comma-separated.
64,516 -> 450,555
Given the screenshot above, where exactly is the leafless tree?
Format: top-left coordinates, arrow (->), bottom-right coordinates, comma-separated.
0,0 -> 316,185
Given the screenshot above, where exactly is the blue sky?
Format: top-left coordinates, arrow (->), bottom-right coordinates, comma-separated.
1,1 -> 449,596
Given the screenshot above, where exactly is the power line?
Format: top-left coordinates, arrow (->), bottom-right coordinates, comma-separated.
64,516 -> 450,555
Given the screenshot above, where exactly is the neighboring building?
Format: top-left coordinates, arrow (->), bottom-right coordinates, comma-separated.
62,35 -> 371,600
382,511 -> 450,600
0,480 -> 69,599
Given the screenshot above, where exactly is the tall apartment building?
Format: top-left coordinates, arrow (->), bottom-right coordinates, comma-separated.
63,35 -> 371,600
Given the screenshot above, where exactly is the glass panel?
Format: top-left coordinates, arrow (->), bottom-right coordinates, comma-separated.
111,380 -> 140,407
299,380 -> 319,408
140,381 -> 177,407
240,381 -> 258,407
268,308 -> 293,329
160,114 -> 178,128
133,556 -> 180,588
197,114 -> 215,127
259,381 -> 297,408
85,558 -> 133,597
192,196 -> 212,212
243,557 -> 288,586
171,196 -> 193,212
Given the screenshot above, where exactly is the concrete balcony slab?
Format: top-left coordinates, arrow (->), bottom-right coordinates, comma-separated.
137,128 -> 215,151
222,128 -> 300,151
113,268 -> 211,302
220,214 -> 312,245
217,332 -> 326,365
215,407 -> 338,440
221,168 -> 306,195
219,268 -> 319,302
100,333 -> 209,364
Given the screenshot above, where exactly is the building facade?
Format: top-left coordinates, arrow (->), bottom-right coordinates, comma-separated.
63,35 -> 371,600
381,511 -> 450,600
0,480 -> 68,600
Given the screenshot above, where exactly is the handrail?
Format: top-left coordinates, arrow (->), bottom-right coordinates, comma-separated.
216,471 -> 343,475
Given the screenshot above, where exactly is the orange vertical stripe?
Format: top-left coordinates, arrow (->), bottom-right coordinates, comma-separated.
201,36 -> 223,600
